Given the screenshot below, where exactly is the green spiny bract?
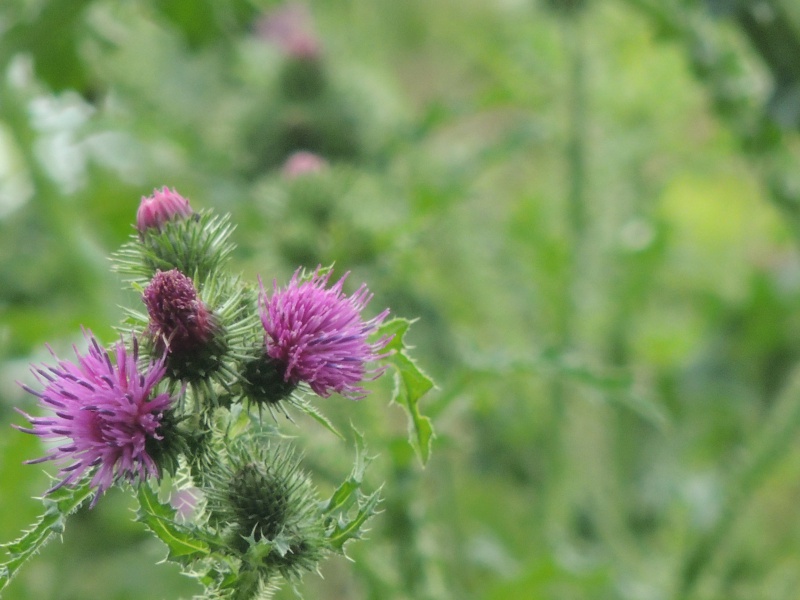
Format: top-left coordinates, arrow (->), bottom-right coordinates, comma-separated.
239,349 -> 298,409
113,210 -> 235,287
142,405 -> 189,481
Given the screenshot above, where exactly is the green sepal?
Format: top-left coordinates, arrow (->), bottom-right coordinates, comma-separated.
378,318 -> 436,465
0,480 -> 94,593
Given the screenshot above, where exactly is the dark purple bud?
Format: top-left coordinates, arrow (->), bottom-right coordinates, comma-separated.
143,269 -> 213,355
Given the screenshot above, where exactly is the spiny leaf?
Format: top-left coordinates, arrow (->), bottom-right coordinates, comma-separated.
136,485 -> 210,564
0,481 -> 94,593
326,488 -> 382,552
378,318 -> 436,464
322,430 -> 370,514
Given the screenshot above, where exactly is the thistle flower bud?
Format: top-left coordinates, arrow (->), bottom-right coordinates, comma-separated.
241,349 -> 298,407
282,151 -> 328,178
143,269 -> 226,381
205,441 -> 325,580
136,187 -> 193,234
257,3 -> 326,99
114,204 -> 235,287
256,3 -> 322,61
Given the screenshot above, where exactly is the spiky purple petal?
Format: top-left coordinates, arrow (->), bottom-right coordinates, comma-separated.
15,331 -> 174,503
259,269 -> 391,399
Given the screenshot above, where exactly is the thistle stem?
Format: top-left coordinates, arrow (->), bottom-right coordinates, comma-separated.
677,366 -> 800,597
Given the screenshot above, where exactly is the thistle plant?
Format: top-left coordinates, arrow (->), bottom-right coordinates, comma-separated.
1,187 -> 434,599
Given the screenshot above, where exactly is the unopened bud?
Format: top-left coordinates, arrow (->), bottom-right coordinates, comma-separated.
136,187 -> 193,234
282,151 -> 328,178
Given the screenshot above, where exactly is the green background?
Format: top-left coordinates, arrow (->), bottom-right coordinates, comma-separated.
3,1 -> 800,598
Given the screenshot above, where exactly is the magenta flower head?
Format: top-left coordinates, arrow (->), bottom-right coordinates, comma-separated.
136,187 -> 193,234
259,268 -> 391,400
15,332 -> 175,503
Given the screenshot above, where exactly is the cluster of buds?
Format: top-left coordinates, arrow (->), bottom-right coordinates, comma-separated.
14,187 -> 395,596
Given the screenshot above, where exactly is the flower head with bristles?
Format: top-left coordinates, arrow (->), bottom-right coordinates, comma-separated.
15,332 -> 176,503
114,202 -> 235,288
258,268 -> 391,400
142,269 -> 230,384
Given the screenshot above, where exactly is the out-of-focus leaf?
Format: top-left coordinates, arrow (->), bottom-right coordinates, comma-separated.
154,0 -> 257,48
0,0 -> 94,92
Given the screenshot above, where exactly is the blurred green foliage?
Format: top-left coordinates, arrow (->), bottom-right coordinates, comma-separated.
3,0 -> 800,599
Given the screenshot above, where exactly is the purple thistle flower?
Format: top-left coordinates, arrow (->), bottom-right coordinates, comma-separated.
136,186 -> 193,234
259,268 -> 391,400
15,332 -> 174,502
143,269 -> 213,355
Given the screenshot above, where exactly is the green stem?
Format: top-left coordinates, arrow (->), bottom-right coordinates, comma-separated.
566,14 -> 587,244
385,461 -> 431,600
677,367 -> 800,597
547,0 -> 588,493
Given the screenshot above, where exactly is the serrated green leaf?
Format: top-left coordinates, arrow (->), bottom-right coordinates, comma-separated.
136,485 -> 210,563
378,318 -> 436,464
0,481 -> 94,593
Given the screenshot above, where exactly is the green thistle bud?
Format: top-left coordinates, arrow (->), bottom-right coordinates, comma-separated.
205,440 -> 326,581
113,207 -> 235,287
280,54 -> 327,101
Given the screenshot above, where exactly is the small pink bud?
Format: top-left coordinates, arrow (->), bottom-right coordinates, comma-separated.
136,187 -> 193,234
256,3 -> 322,60
282,151 -> 328,178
